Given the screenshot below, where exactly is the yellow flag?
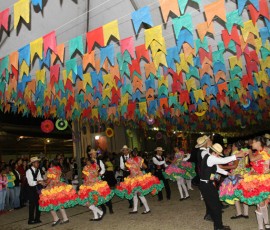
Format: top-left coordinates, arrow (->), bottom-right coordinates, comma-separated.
103,20 -> 120,45
20,61 -> 29,78
158,76 -> 168,88
83,73 -> 92,88
120,94 -> 129,106
150,39 -> 167,58
193,89 -> 204,102
229,56 -> 242,69
186,78 -> 197,92
139,101 -> 147,115
102,87 -> 111,99
241,20 -> 259,42
260,57 -> 270,71
153,51 -> 167,69
145,25 -> 163,48
14,0 -> 30,29
92,108 -> 99,119
30,37 -> 43,62
36,68 -> 46,84
62,70 -> 73,85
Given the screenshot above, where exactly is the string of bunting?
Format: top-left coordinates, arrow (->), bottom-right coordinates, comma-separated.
0,0 -> 270,132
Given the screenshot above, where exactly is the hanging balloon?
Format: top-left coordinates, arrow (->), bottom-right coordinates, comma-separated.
41,120 -> 54,133
146,115 -> 155,125
55,119 -> 68,131
126,129 -> 133,138
105,128 -> 114,138
156,132 -> 162,140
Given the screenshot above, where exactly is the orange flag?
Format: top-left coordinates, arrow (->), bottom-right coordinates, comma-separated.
159,0 -> 180,22
204,0 -> 226,25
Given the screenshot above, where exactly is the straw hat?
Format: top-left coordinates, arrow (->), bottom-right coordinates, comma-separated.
210,143 -> 223,156
195,135 -> 210,148
121,145 -> 130,152
264,134 -> 270,139
29,156 -> 40,165
155,147 -> 164,151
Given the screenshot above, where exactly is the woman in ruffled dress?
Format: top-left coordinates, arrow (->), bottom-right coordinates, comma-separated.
77,149 -> 114,221
39,160 -> 78,226
165,147 -> 195,200
219,141 -> 249,219
115,149 -> 163,214
235,136 -> 270,230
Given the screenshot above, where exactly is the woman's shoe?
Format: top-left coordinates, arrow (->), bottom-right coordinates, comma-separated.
52,219 -> 60,227
242,215 -> 249,219
265,224 -> 270,230
60,219 -> 69,224
129,211 -> 138,214
142,210 -> 151,214
230,215 -> 243,219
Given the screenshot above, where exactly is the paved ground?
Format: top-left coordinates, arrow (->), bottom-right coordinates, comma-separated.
0,183 -> 258,230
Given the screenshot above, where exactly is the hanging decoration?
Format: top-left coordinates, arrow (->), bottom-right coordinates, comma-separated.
105,127 -> 114,138
55,119 -> 68,131
0,0 -> 270,133
41,120 -> 54,133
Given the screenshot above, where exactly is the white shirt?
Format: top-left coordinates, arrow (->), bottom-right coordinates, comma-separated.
207,155 -> 237,176
152,155 -> 168,167
120,154 -> 130,170
98,160 -> 105,176
26,166 -> 43,187
200,147 -> 210,159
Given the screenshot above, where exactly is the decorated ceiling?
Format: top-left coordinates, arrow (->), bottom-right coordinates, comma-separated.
0,0 -> 269,133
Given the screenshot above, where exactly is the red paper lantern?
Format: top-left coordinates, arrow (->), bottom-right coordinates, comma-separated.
41,120 -> 54,133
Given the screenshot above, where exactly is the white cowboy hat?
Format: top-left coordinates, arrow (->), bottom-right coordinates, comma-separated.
121,145 -> 130,151
155,147 -> 164,151
264,134 -> 270,139
195,135 -> 210,148
210,143 -> 223,156
29,156 -> 41,165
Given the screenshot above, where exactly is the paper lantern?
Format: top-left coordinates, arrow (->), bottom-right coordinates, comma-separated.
105,127 -> 114,138
41,120 -> 54,133
55,119 -> 68,131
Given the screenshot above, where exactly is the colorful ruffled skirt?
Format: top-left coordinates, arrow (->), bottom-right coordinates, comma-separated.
115,173 -> 164,200
164,162 -> 196,181
163,164 -> 186,181
77,180 -> 114,206
39,182 -> 78,212
219,175 -> 242,205
179,162 -> 196,179
234,173 -> 270,205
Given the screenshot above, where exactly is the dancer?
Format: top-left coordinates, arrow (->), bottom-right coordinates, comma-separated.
219,141 -> 249,219
115,149 -> 163,214
235,136 -> 270,230
153,147 -> 171,201
26,157 -> 45,225
39,160 -> 77,226
200,143 -> 244,230
89,149 -> 114,214
120,145 -> 133,208
77,149 -> 114,221
164,147 -> 193,200
195,135 -> 212,221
